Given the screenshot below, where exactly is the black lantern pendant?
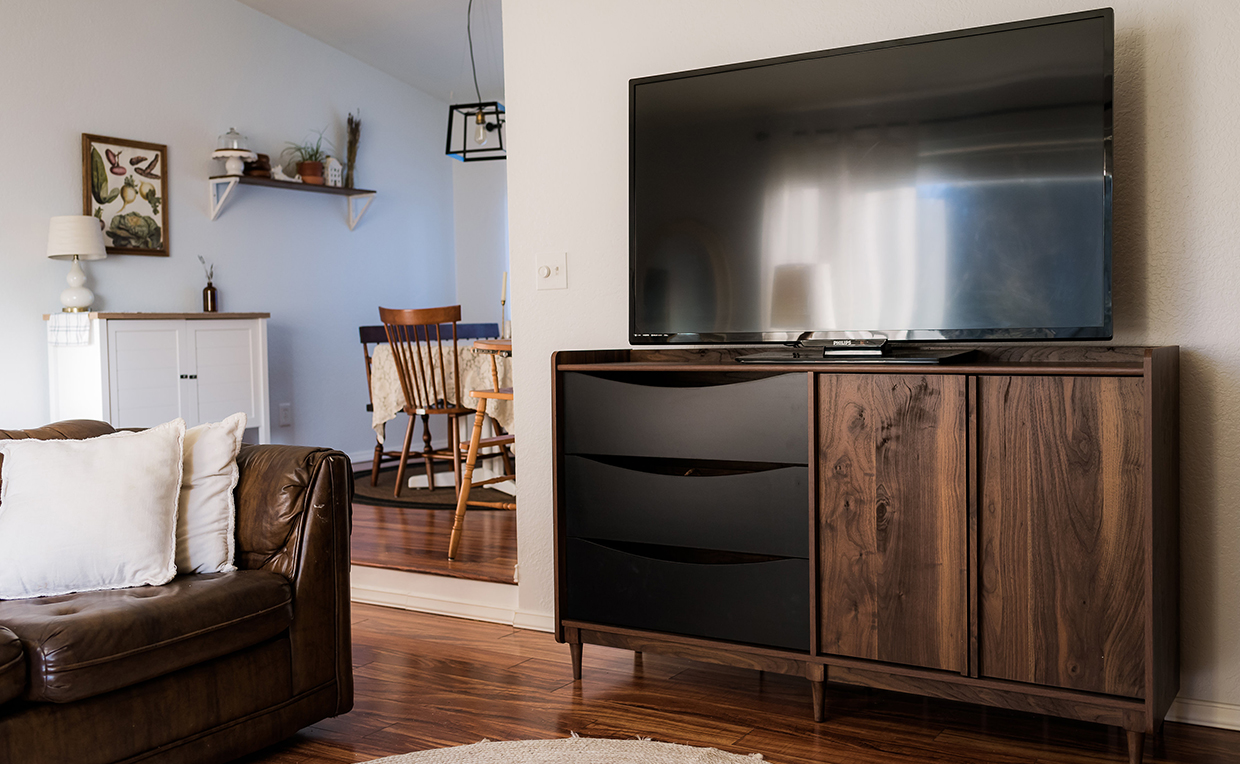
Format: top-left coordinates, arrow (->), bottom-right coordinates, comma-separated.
446,101 -> 506,162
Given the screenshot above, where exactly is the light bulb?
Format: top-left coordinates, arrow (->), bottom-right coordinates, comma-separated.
473,112 -> 489,146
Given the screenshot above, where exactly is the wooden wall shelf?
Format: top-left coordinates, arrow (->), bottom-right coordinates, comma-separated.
208,175 -> 376,230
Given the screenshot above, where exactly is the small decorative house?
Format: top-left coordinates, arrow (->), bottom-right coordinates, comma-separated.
323,156 -> 344,187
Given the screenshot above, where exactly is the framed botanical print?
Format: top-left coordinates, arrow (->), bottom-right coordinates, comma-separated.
81,134 -> 169,256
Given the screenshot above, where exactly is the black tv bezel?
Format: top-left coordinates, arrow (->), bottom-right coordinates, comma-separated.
628,8 -> 1114,346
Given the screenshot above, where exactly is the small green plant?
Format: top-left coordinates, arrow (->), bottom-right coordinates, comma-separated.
282,129 -> 334,164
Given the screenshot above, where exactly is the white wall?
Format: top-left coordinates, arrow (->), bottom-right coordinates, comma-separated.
504,0 -> 1240,721
453,160 -> 509,327
0,0 -> 457,458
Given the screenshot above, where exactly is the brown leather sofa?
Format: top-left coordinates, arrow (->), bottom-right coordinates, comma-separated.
0,421 -> 354,764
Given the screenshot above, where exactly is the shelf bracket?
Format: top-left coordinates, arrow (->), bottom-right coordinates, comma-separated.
207,176 -> 376,229
208,177 -> 240,221
347,193 -> 376,230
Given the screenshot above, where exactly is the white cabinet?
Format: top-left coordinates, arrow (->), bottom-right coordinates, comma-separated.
48,313 -> 270,443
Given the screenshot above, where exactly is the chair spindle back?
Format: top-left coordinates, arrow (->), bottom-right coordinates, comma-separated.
379,306 -> 463,413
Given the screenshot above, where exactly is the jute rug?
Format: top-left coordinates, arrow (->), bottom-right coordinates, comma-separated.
361,736 -> 764,764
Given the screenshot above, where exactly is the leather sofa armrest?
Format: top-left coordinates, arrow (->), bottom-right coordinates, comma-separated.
234,444 -> 354,712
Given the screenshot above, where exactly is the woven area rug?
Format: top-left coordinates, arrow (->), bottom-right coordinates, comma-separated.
361,737 -> 764,764
352,466 -> 511,509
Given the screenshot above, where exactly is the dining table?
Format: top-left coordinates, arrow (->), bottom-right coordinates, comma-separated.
368,342 -> 514,446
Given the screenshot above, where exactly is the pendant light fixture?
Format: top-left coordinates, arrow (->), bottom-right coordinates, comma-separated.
446,0 -> 506,161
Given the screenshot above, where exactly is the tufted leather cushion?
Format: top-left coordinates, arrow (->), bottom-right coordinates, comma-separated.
0,626 -> 24,706
236,445 -> 321,570
234,443 -> 354,704
0,420 -> 117,442
0,571 -> 291,703
0,420 -> 117,498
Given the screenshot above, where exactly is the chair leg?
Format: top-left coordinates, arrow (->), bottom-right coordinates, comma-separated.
420,413 -> 435,490
394,413 -> 417,498
448,401 -> 488,560
371,441 -> 383,486
492,415 -> 515,478
451,413 -> 464,495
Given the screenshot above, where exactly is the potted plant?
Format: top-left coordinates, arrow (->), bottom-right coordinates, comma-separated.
282,130 -> 332,185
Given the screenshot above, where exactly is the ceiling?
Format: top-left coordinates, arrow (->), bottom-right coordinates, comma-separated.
237,0 -> 505,105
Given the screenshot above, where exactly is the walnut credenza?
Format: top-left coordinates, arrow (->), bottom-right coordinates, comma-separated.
553,346 -> 1178,764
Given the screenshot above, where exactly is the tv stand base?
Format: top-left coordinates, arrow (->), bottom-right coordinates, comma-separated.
736,347 -> 976,364
562,622 -> 1152,763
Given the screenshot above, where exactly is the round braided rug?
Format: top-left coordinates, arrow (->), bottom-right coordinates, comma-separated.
362,737 -> 764,764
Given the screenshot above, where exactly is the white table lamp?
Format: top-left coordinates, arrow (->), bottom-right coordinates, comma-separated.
47,215 -> 107,312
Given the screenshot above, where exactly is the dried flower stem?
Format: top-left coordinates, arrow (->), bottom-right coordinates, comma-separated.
345,110 -> 361,189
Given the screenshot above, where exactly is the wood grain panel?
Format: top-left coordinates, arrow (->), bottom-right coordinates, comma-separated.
817,374 -> 878,660
570,623 -> 813,678
826,666 -> 1144,730
979,375 -> 1145,697
817,374 -> 967,672
1146,347 -> 1180,726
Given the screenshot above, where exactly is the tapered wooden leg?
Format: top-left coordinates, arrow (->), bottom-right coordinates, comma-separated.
371,442 -> 383,486
807,664 -> 826,722
448,402 -> 487,560
421,413 -> 435,490
569,642 -> 583,680
394,413 -> 417,498
499,436 -> 514,476
1126,730 -> 1145,764
451,413 -> 464,494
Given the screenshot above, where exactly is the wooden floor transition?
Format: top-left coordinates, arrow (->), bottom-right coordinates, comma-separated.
349,472 -> 517,584
236,604 -> 1240,764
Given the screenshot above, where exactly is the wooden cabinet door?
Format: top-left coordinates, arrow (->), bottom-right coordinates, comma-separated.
106,320 -> 192,429
979,375 -> 1145,697
186,320 -> 263,427
817,374 -> 967,672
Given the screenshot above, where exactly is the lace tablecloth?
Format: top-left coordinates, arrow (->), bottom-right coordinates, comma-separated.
369,343 -> 514,445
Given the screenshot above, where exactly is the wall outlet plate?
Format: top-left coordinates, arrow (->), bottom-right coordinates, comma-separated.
536,252 -> 567,290
278,402 -> 292,426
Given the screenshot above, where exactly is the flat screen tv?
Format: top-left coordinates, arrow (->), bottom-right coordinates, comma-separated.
630,9 -> 1113,348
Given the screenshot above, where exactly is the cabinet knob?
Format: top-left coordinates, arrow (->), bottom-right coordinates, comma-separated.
179,374 -> 198,379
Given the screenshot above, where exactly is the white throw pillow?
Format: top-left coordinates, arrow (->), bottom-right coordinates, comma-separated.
177,412 -> 246,574
0,419 -> 185,600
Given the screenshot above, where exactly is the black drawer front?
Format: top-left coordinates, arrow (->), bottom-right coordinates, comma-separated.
565,456 -> 808,558
562,538 -> 809,651
562,372 -> 808,463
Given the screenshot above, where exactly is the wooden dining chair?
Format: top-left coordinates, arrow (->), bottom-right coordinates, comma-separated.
379,305 -> 476,498
448,338 -> 516,560
360,321 -> 499,488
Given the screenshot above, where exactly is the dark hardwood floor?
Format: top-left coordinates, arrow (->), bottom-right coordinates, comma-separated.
350,500 -> 517,584
237,604 -> 1240,764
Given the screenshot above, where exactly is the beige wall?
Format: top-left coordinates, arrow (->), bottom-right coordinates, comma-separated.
504,0 -> 1240,722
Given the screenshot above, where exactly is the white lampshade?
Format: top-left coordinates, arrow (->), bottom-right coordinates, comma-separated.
47,216 -> 107,261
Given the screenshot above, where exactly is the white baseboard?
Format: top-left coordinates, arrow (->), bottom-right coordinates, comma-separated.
351,565 -> 519,626
1166,697 -> 1240,731
350,566 -> 553,633
346,449 -> 376,467
513,608 -> 555,633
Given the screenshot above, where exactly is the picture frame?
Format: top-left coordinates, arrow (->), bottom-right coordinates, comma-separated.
81,134 -> 169,256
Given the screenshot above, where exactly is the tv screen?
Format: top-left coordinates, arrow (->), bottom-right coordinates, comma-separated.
630,9 -> 1113,345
